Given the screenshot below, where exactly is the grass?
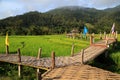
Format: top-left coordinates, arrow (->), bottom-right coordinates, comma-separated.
0,35 -> 89,57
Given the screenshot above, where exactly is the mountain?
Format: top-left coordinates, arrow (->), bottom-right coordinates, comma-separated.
0,5 -> 120,35
104,5 -> 120,12
47,6 -> 104,23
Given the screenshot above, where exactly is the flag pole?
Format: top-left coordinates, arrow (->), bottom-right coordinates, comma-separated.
6,45 -> 9,55
111,23 -> 115,36
5,32 -> 9,55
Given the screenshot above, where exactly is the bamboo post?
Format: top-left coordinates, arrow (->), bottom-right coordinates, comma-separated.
51,51 -> 55,69
17,48 -> 21,77
109,33 -> 111,38
71,43 -> 74,57
100,32 -> 102,39
18,48 -> 21,62
18,65 -> 21,77
104,32 -> 106,39
37,48 -> 42,59
37,48 -> 42,73
81,49 -> 84,64
105,38 -> 108,45
90,35 -> 93,45
37,72 -> 42,80
93,35 -> 94,43
37,68 -> 40,77
80,32 -> 83,39
6,45 -> 9,55
92,33 -> 95,43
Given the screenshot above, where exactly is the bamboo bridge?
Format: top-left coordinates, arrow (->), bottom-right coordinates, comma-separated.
0,34 -> 120,80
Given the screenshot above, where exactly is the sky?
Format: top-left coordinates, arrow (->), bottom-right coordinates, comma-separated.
0,0 -> 120,19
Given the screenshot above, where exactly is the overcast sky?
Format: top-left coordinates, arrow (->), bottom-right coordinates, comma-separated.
0,0 -> 120,19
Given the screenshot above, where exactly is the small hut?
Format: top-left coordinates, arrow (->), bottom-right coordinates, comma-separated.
66,29 -> 79,39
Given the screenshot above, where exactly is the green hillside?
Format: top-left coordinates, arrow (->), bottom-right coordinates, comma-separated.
0,6 -> 120,35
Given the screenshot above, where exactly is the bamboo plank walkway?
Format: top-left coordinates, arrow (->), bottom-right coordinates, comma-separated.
0,38 -> 116,69
0,46 -> 107,69
42,64 -> 120,80
0,39 -> 114,69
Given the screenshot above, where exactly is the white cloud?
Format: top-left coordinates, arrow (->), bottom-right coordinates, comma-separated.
90,0 -> 120,9
20,0 -> 80,12
0,0 -> 120,19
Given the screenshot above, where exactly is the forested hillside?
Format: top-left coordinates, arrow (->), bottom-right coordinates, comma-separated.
0,5 -> 120,35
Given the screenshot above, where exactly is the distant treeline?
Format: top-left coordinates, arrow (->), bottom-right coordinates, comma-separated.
0,6 -> 120,35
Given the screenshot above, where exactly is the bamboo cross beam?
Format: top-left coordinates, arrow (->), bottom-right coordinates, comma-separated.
91,44 -> 107,48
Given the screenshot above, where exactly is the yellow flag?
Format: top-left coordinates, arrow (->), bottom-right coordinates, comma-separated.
5,32 -> 9,46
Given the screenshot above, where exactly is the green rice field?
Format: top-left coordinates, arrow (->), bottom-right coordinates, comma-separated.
0,35 -> 90,57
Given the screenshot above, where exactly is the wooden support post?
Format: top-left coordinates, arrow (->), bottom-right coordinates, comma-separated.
6,45 -> 9,55
92,33 -> 95,43
100,32 -> 102,39
93,35 -> 94,43
80,32 -> 83,39
37,68 -> 40,74
109,33 -> 111,38
71,43 -> 74,57
18,48 -> 21,62
92,33 -> 94,37
37,72 -> 42,80
105,39 -> 108,46
81,49 -> 84,64
37,48 -> 42,59
18,65 -> 21,77
37,68 -> 41,80
17,48 -> 21,77
37,46 -> 42,80
51,51 -> 55,69
105,35 -> 108,45
90,35 -> 93,45
104,32 -> 106,39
